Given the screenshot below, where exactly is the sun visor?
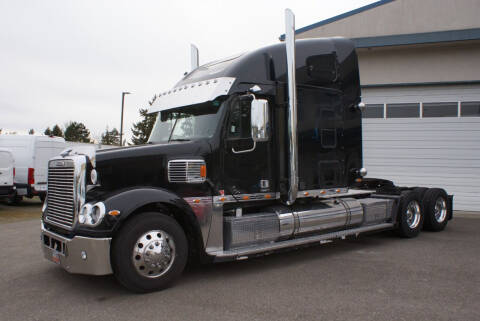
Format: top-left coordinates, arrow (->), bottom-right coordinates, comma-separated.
148,77 -> 236,113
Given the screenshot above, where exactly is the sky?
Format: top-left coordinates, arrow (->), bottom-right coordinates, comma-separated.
0,0 -> 376,143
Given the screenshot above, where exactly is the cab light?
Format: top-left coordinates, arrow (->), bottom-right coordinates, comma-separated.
108,210 -> 121,216
200,165 -> 207,178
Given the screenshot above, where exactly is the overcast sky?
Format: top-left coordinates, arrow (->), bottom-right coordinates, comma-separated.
0,0 -> 375,142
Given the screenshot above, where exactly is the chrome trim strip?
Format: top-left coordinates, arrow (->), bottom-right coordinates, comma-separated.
210,223 -> 394,258
297,188 -> 374,199
285,9 -> 298,206
149,77 -> 236,113
213,192 -> 280,204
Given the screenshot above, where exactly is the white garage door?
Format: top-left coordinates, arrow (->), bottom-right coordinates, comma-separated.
361,84 -> 480,211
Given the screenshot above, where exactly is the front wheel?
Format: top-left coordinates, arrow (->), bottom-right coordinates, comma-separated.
396,191 -> 424,238
111,212 -> 188,293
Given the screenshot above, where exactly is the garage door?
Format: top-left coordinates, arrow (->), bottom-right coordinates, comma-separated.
361,84 -> 480,211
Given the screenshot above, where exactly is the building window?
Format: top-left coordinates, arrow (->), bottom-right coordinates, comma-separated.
386,103 -> 419,118
461,101 -> 480,117
423,102 -> 458,117
362,104 -> 383,118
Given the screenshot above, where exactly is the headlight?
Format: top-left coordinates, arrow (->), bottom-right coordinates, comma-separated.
78,202 -> 105,226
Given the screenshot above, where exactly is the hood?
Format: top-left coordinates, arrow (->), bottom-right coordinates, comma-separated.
93,140 -> 212,193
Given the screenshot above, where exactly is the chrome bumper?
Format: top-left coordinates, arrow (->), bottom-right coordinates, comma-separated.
41,223 -> 113,275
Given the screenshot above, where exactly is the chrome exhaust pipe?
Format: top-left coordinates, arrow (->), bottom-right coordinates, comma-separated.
191,44 -> 199,71
285,9 -> 298,205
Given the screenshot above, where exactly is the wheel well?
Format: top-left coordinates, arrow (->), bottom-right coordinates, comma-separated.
115,202 -> 205,264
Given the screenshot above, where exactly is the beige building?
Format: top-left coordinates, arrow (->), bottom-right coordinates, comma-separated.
282,0 -> 480,211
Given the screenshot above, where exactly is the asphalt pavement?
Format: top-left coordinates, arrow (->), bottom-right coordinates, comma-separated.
0,205 -> 479,321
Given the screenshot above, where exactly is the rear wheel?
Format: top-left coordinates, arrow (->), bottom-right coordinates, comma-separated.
396,191 -> 424,238
422,188 -> 449,232
111,212 -> 188,293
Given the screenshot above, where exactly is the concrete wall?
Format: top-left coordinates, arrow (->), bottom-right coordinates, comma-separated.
357,41 -> 480,85
296,0 -> 480,40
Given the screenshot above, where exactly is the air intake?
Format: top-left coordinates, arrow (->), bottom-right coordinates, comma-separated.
168,159 -> 206,183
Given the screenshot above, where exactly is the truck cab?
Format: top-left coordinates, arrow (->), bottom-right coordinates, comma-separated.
40,10 -> 453,292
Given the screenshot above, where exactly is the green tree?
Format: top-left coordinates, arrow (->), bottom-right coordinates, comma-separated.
44,127 -> 52,136
28,128 -> 35,135
64,121 -> 91,143
130,107 -> 157,145
101,127 -> 120,145
51,124 -> 64,137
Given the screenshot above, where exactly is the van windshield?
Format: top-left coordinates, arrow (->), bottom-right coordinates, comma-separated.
148,100 -> 224,144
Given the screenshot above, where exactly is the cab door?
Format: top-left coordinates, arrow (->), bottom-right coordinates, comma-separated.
223,97 -> 273,195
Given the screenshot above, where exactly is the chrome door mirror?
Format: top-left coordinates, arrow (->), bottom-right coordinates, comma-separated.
251,99 -> 269,142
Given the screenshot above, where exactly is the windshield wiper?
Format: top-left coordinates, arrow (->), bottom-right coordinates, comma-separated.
168,118 -> 179,143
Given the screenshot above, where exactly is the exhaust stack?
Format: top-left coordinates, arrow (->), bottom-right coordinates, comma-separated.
285,9 -> 298,205
191,44 -> 199,71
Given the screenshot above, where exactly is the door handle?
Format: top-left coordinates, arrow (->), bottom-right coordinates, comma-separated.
232,141 -> 256,154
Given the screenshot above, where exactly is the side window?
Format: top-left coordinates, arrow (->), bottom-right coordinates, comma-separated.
228,99 -> 251,138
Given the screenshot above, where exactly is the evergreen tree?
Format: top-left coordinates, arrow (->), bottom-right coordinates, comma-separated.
51,124 -> 64,137
101,127 -> 120,145
64,121 -> 91,142
28,129 -> 35,135
130,107 -> 157,145
44,127 -> 52,136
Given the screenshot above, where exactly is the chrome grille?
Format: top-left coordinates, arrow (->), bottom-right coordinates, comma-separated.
168,160 -> 206,183
45,160 -> 75,228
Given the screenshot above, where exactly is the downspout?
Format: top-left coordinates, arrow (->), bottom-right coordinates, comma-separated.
285,9 -> 298,206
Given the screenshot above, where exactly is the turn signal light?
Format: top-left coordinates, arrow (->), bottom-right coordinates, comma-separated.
320,190 -> 326,195
194,199 -> 200,204
200,165 -> 207,178
264,194 -> 272,199
242,195 -> 250,200
304,192 -> 309,196
108,210 -> 121,216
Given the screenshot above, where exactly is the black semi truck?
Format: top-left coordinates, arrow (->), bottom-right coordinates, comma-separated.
40,10 -> 452,292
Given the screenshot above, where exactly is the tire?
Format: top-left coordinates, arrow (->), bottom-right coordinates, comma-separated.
422,188 -> 449,232
111,212 -> 188,293
396,191 -> 424,238
5,193 -> 22,205
413,187 -> 428,200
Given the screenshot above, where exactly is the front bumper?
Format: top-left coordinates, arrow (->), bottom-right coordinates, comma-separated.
41,223 -> 113,275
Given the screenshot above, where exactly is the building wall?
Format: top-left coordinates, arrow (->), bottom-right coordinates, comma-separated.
296,0 -> 480,40
357,41 -> 480,85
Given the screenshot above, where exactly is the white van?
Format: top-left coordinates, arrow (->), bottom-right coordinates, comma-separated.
0,148 -> 15,199
0,135 -> 116,203
0,135 -> 66,203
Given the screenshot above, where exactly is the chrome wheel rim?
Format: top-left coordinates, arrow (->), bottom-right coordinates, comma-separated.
434,197 -> 447,223
406,200 -> 421,229
132,230 -> 175,278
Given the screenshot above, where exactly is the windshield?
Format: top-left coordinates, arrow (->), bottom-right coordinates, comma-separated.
148,100 -> 224,143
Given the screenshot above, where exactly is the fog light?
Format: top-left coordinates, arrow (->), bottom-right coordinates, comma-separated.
81,251 -> 87,260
